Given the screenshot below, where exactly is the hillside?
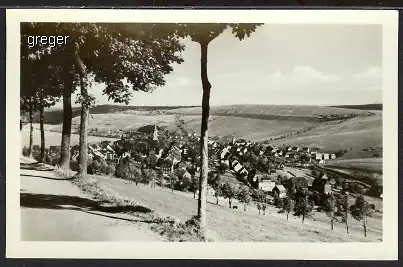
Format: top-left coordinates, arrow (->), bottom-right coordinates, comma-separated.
271,113 -> 382,152
37,104 -> 374,125
47,113 -> 319,142
167,104 -> 373,121
38,104 -> 381,156
34,105 -> 200,125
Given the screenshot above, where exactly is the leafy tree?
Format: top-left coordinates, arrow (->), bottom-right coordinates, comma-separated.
22,23 -> 185,174
89,158 -> 116,176
169,173 -> 179,193
295,191 -> 314,223
337,193 -> 351,234
261,202 -> 267,215
115,157 -> 141,185
221,181 -> 239,208
255,189 -> 268,215
21,45 -> 62,162
237,185 -> 252,211
283,195 -> 295,220
175,23 -> 262,230
143,169 -> 158,187
217,162 -> 229,175
214,185 -> 223,205
257,203 -> 262,215
157,171 -> 165,187
324,194 -> 338,230
350,195 -> 375,237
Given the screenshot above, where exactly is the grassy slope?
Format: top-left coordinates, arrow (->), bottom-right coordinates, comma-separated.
91,175 -> 382,242
20,125 -> 117,148
46,113 -> 318,141
271,113 -> 382,152
168,104 -> 372,117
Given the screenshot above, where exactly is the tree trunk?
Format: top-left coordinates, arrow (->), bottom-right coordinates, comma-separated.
229,199 -> 231,208
216,196 -> 219,205
331,219 -> 334,230
197,41 -> 211,232
28,99 -> 34,158
302,214 -> 305,223
287,212 -> 289,220
60,78 -> 73,169
346,222 -> 349,234
244,203 -> 246,212
363,219 -> 367,237
193,191 -> 196,199
73,42 -> 89,177
39,99 -> 45,163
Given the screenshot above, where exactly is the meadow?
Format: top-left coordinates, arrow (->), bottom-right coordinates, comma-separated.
88,174 -> 382,242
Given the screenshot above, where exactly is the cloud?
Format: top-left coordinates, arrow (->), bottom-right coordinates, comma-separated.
261,65 -> 342,86
353,67 -> 382,80
292,66 -> 341,82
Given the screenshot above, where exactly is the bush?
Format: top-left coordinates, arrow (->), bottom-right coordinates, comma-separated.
115,157 -> 141,184
89,158 -> 116,176
142,169 -> 158,185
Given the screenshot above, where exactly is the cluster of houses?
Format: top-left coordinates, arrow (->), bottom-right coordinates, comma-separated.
254,170 -> 336,201
45,124 -> 342,202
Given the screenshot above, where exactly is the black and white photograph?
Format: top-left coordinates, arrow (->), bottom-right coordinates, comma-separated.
6,9 -> 398,259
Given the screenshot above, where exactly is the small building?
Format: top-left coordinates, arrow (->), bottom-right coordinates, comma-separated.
323,153 -> 330,160
161,160 -> 174,176
312,173 -> 332,194
302,147 -> 310,153
330,153 -> 336,159
272,184 -> 287,198
259,179 -> 276,192
315,153 -> 323,160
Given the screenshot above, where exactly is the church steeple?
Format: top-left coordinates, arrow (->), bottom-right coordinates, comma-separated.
153,124 -> 159,141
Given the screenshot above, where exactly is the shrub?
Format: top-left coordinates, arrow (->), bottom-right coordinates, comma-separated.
89,158 -> 116,176
142,169 -> 158,186
115,157 -> 141,184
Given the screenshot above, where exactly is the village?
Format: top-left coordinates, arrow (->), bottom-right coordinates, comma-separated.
28,121 -> 381,221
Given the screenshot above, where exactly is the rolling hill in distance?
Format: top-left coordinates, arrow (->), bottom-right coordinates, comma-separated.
37,104 -> 382,157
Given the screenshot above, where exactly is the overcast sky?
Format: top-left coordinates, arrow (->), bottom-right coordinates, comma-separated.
67,24 -> 382,107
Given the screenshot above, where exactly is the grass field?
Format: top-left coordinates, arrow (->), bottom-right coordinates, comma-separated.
46,113 -> 319,141
167,104 -> 372,117
324,158 -> 382,174
20,126 -> 117,149
89,174 -> 382,242
271,113 -> 382,152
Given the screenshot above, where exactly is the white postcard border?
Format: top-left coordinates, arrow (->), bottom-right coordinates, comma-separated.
6,9 -> 399,260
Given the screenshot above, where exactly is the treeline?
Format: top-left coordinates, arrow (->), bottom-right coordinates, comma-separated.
330,104 -> 382,111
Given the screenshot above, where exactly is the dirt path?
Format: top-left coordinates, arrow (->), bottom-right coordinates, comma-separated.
20,160 -> 163,241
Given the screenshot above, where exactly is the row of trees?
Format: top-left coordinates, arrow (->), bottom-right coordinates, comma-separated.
274,190 -> 374,237
21,22 -> 262,234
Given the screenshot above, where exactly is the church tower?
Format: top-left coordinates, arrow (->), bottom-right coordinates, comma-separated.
153,124 -> 159,141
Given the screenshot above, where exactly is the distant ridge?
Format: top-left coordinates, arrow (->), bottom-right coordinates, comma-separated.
36,104 -> 201,124
330,104 -> 382,111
